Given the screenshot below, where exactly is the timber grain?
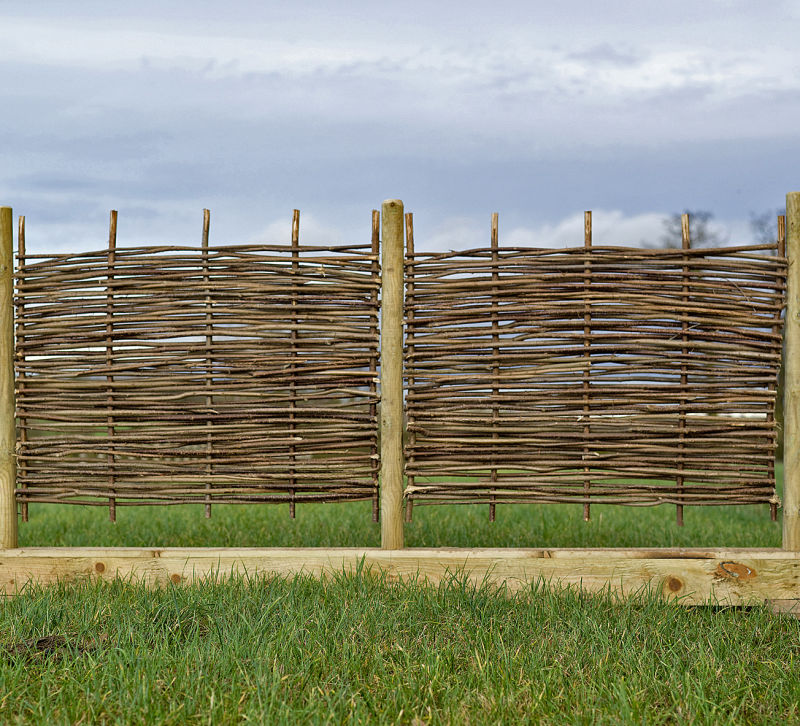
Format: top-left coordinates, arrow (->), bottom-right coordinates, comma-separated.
0,208 -> 15,548
2,547 -> 800,606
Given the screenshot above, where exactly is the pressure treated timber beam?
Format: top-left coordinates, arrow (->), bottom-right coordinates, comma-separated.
2,547 -> 799,605
785,191 -> 800,550
0,208 -> 16,550
380,199 -> 405,549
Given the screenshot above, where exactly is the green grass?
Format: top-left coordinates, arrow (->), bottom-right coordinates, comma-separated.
19,465 -> 785,549
3,466 -> 797,724
16,498 -> 783,550
2,573 -> 799,724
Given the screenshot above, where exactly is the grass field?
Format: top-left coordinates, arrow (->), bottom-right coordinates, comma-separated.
15,469 -> 786,550
2,469 -> 798,724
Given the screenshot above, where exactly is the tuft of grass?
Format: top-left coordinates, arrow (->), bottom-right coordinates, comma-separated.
2,572 -> 799,724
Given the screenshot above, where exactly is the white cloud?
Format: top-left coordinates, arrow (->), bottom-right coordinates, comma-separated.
251,213 -> 347,245
505,210 -> 667,248
16,204 -> 362,255
12,199 -> 763,258
1,13 -> 796,108
414,210 -> 755,253
419,210 -> 666,252
421,217 -> 487,253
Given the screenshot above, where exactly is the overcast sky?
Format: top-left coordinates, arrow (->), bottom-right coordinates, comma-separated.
1,1 -> 798,253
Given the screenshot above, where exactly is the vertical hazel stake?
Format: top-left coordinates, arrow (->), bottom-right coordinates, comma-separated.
769,215 -> 786,522
202,209 -> 213,518
582,211 -> 592,522
289,209 -> 300,519
784,191 -> 800,551
490,213 -> 500,522
676,213 -> 690,527
0,207 -> 16,549
17,216 -> 27,523
380,199 -> 404,549
106,210 -> 117,522
370,210 -> 380,522
404,212 -> 416,523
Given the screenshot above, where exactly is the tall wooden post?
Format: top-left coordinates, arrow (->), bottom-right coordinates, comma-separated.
0,207 -> 17,549
784,192 -> 800,551
380,199 -> 405,549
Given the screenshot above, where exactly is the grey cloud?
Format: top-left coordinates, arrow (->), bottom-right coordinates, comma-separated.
14,175 -> 104,195
1,0 -> 799,256
567,43 -> 644,67
632,82 -> 717,106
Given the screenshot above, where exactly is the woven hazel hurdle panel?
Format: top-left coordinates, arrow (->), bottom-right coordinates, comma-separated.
404,242 -> 786,517
15,240 -> 380,519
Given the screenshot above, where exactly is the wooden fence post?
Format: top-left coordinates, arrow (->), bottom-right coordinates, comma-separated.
784,192 -> 800,551
0,207 -> 17,549
381,199 -> 405,549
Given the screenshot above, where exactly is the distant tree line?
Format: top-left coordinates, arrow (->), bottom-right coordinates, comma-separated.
655,207 -> 785,249
658,210 -> 726,248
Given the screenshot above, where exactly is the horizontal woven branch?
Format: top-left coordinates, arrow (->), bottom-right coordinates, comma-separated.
404,244 -> 786,508
15,243 -> 381,513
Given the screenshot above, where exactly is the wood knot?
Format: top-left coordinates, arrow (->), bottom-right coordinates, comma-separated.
715,561 -> 756,581
170,573 -> 182,584
94,562 -> 105,574
666,576 -> 683,593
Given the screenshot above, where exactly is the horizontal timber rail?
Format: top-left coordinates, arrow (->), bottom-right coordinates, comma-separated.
2,547 -> 800,607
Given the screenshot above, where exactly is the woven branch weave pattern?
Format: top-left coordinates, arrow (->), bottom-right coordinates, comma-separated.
15,244 -> 380,508
404,244 -> 786,507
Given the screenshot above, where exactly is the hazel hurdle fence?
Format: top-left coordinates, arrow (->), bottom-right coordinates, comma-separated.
1,196 -> 800,606
10,210 -> 381,523
402,216 -> 785,523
